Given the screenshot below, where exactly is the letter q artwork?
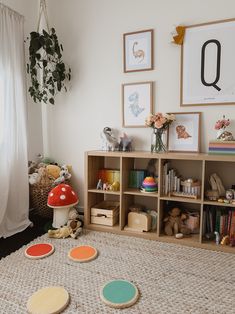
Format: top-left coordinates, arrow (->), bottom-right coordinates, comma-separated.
180,18 -> 235,106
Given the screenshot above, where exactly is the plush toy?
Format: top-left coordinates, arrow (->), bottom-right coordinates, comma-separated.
48,226 -> 74,239
171,25 -> 185,45
37,167 -> 51,185
46,164 -> 61,179
164,207 -> 191,236
101,127 -> 119,151
29,173 -> 39,185
119,133 -> 132,151
67,207 -> 83,238
54,165 -> 71,185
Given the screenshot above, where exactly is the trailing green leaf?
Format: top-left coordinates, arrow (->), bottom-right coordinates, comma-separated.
27,27 -> 71,104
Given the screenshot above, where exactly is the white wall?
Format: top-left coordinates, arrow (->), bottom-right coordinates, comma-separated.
3,0 -> 43,161
44,0 -> 235,207
6,0 -> 235,207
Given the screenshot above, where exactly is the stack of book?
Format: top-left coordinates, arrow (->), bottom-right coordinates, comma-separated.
209,140 -> 235,155
98,169 -> 120,184
128,170 -> 147,189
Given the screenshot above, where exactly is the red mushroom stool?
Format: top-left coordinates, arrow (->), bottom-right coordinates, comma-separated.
47,184 -> 79,228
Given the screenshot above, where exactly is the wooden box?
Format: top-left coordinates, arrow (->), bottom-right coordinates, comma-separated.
125,212 -> 152,232
91,201 -> 119,226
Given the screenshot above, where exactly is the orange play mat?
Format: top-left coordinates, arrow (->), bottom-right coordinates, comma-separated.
68,245 -> 98,262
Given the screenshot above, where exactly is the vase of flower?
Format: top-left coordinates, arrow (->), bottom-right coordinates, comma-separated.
151,128 -> 167,153
146,113 -> 175,153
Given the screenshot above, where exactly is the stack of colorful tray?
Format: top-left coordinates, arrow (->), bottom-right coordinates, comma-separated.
209,140 -> 235,155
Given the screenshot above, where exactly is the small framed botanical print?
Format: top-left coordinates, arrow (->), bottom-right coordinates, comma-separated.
123,29 -> 154,73
168,112 -> 201,152
122,81 -> 153,128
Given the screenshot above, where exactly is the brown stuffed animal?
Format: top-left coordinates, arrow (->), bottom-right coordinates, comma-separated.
164,207 -> 191,236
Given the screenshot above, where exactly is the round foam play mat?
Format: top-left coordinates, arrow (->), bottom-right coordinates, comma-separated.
100,279 -> 139,309
24,243 -> 55,259
26,286 -> 70,314
68,245 -> 98,262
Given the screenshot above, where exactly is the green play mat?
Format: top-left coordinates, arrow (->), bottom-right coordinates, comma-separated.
100,279 -> 139,309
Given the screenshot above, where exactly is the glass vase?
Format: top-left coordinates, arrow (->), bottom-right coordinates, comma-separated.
151,128 -> 167,153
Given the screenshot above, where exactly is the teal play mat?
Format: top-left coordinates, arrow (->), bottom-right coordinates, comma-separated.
101,279 -> 139,308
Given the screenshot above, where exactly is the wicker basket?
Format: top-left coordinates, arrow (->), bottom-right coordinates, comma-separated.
29,179 -> 54,218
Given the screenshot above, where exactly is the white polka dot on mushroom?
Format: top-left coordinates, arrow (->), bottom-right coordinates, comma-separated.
72,191 -> 75,195
61,188 -> 66,192
50,193 -> 54,197
60,195 -> 66,200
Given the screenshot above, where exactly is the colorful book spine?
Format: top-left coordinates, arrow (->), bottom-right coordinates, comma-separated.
209,140 -> 235,155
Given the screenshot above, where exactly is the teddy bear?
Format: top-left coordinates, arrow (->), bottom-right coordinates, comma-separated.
163,207 -> 191,236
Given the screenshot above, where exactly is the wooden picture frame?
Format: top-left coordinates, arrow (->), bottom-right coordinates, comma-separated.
181,18 -> 235,106
123,29 -> 154,73
122,81 -> 153,128
167,112 -> 201,152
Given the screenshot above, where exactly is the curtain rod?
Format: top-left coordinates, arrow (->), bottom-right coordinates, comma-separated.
0,2 -> 24,19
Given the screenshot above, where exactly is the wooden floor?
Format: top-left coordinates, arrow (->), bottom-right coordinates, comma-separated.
0,212 -> 50,259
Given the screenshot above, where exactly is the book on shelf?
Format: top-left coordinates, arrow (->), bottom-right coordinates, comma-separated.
209,140 -> 235,155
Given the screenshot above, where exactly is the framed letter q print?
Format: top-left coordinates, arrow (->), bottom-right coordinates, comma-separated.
123,29 -> 153,73
181,18 -> 235,106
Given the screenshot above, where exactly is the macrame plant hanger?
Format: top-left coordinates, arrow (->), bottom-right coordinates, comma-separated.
37,0 -> 50,33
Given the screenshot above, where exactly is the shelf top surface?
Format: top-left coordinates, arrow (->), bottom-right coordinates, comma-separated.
86,150 -> 235,162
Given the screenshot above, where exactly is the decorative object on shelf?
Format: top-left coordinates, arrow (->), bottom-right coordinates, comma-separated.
101,127 -> 119,151
181,178 -> 201,198
47,183 -> 79,228
168,112 -> 201,152
141,176 -> 157,192
205,189 -> 219,201
122,81 -> 153,127
96,179 -> 103,190
145,112 -> 175,152
221,235 -> 230,245
123,29 -> 153,73
119,133 -> 132,151
214,231 -> 220,245
175,233 -> 184,239
185,212 -> 200,234
98,169 -> 120,184
124,211 -> 152,232
171,25 -> 185,45
27,0 -> 71,104
128,170 -> 147,189
163,207 -> 191,236
181,18 -> 235,106
209,173 -> 225,197
214,115 -> 233,141
129,204 -> 144,213
208,140 -> 235,155
226,189 -> 234,200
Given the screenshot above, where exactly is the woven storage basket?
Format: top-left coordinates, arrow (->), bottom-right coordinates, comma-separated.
29,179 -> 55,218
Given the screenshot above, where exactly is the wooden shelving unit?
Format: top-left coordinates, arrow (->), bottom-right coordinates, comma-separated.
84,151 -> 235,254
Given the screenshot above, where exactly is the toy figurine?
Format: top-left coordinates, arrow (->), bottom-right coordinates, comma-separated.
214,231 -> 220,245
101,127 -> 119,151
96,179 -> 103,190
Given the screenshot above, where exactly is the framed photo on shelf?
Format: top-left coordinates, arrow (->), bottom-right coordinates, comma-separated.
168,112 -> 201,152
122,81 -> 153,128
181,18 -> 235,106
123,29 -> 153,73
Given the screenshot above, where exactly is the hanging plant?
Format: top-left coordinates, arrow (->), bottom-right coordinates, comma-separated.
27,27 -> 71,104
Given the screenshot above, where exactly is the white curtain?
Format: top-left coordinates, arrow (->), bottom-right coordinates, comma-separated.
0,3 -> 31,238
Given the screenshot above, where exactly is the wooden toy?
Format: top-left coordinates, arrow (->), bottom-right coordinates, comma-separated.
125,212 -> 151,232
27,286 -> 69,314
68,245 -> 98,262
25,243 -> 54,259
100,279 -> 139,309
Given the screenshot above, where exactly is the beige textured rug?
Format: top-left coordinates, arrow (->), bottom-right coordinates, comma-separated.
0,230 -> 234,314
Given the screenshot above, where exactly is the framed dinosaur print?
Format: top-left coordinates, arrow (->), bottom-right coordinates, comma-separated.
122,81 -> 153,128
123,29 -> 154,72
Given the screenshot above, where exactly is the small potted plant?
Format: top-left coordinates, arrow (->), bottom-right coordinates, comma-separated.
27,28 -> 71,104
